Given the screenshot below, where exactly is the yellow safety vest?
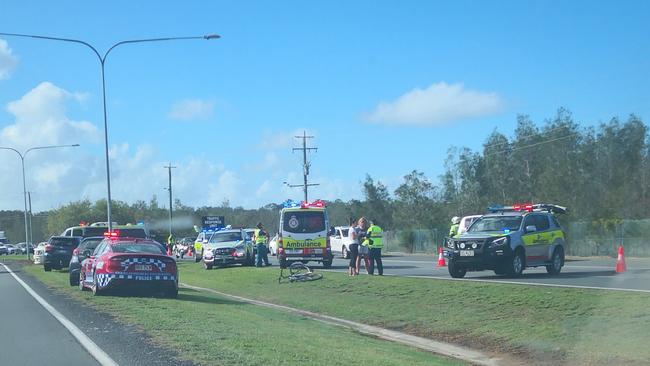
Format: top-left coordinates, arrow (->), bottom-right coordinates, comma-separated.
449,224 -> 459,238
365,225 -> 383,249
255,229 -> 267,245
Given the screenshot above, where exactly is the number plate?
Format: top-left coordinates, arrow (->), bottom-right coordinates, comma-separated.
460,250 -> 474,257
134,264 -> 152,271
285,249 -> 302,255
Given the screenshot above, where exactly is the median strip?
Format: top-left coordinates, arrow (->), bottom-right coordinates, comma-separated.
180,282 -> 501,366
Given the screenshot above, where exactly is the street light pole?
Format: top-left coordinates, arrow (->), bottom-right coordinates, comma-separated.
0,144 -> 80,259
0,32 -> 220,232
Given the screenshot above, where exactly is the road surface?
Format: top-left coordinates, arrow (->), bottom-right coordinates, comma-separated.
242,253 -> 650,292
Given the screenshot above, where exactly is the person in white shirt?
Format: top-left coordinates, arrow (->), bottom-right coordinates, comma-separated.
346,217 -> 359,276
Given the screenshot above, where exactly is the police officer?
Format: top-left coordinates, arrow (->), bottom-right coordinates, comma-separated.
167,234 -> 174,256
254,222 -> 270,267
365,219 -> 384,275
449,216 -> 460,238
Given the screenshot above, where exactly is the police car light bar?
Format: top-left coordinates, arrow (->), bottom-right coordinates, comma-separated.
103,229 -> 121,237
282,199 -> 301,208
488,203 -> 567,214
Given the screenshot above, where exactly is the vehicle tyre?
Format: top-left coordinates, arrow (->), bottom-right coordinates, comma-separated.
448,259 -> 467,278
546,248 -> 563,275
322,258 -> 333,269
69,272 -> 78,286
164,287 -> 178,299
342,246 -> 349,259
508,250 -> 525,277
204,262 -> 213,270
78,273 -> 87,291
44,264 -> 52,272
92,275 -> 102,296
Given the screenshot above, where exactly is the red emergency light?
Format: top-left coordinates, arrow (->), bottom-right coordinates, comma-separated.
103,229 -> 121,237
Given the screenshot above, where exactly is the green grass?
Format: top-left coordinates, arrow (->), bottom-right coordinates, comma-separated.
174,262 -> 650,365
23,264 -> 461,366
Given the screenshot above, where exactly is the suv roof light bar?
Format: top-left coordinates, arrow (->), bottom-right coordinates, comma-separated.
487,203 -> 567,214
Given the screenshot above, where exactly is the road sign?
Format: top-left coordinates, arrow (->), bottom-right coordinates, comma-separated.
202,216 -> 225,229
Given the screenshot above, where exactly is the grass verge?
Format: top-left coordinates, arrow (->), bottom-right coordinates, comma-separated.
22,264 -> 461,366
175,262 -> 650,365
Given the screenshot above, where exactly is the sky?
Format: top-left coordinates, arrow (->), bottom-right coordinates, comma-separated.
0,0 -> 648,213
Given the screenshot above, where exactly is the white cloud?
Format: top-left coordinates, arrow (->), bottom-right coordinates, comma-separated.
365,82 -> 504,126
1,82 -> 100,149
168,98 -> 215,121
0,39 -> 18,80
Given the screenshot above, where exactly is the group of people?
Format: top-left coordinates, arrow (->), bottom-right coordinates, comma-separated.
345,217 -> 384,276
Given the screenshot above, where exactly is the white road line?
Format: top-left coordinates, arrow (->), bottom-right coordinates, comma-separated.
1,263 -> 119,366
321,268 -> 650,293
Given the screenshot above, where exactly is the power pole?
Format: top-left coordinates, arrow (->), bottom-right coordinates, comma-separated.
27,191 -> 33,247
164,163 -> 177,239
285,131 -> 319,202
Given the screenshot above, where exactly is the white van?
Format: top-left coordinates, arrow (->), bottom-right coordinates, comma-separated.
277,200 -> 333,268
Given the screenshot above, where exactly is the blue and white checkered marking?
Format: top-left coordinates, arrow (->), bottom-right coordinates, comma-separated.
95,272 -> 176,288
120,257 -> 167,271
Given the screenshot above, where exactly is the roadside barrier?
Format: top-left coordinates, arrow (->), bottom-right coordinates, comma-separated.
615,245 -> 627,273
437,247 -> 446,267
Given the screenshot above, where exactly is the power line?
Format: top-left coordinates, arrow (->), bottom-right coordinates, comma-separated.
285,131 -> 319,202
483,124 -> 577,149
484,133 -> 577,157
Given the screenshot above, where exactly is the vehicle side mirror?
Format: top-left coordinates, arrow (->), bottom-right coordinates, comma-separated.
525,225 -> 537,233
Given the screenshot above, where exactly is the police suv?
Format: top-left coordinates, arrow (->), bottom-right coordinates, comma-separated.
444,204 -> 567,278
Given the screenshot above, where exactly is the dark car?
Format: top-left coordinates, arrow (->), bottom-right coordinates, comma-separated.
43,236 -> 82,271
79,237 -> 178,298
68,236 -> 104,286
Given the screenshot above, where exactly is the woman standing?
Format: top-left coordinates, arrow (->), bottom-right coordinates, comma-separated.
347,217 -> 359,276
355,217 -> 370,275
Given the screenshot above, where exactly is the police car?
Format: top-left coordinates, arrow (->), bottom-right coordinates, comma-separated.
201,228 -> 254,269
444,203 -> 567,278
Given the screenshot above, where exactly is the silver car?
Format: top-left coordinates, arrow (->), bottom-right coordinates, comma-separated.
201,229 -> 255,269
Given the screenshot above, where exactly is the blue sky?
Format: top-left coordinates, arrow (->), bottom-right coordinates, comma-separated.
1,1 -> 648,211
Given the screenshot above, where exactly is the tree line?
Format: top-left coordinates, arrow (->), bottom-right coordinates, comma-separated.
1,108 -> 647,245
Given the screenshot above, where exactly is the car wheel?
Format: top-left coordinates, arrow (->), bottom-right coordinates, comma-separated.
92,274 -> 103,296
508,250 -> 525,277
164,287 -> 178,299
69,272 -> 78,286
448,259 -> 467,278
546,248 -> 563,275
44,264 -> 52,272
322,259 -> 332,269
342,246 -> 349,259
79,272 -> 87,291
204,262 -> 213,270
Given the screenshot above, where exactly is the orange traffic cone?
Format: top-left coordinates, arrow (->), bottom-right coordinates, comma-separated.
437,247 -> 446,267
615,245 -> 626,273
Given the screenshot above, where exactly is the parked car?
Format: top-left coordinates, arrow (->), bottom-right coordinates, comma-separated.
268,234 -> 279,256
79,237 -> 178,298
5,244 -> 19,255
15,242 -> 34,254
69,236 -> 104,286
33,242 -> 48,264
329,226 -> 351,259
0,244 -> 7,255
201,229 -> 254,269
43,236 -> 82,271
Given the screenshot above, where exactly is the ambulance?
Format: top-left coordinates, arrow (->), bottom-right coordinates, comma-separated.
277,199 -> 333,269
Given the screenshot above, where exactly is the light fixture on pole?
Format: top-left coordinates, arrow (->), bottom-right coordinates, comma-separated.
0,32 -> 220,232
0,144 -> 80,259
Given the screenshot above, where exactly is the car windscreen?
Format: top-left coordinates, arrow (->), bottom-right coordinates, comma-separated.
283,211 -> 326,234
116,228 -> 147,238
111,243 -> 165,254
82,227 -> 108,237
49,237 -> 79,247
79,238 -> 103,251
468,216 -> 522,233
209,232 -> 243,243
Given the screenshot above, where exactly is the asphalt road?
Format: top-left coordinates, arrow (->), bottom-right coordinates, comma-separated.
236,253 -> 650,292
0,265 -> 100,366
0,262 -> 195,366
